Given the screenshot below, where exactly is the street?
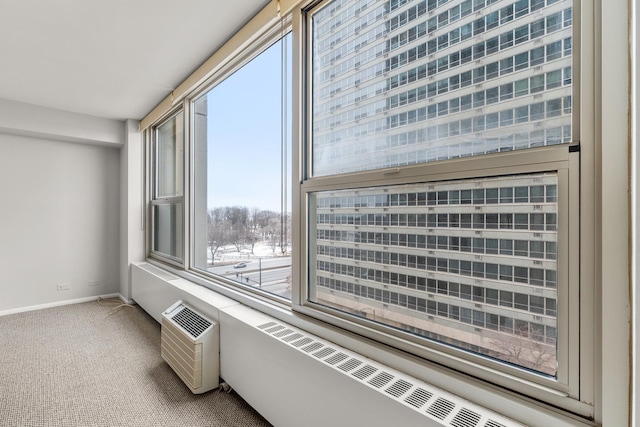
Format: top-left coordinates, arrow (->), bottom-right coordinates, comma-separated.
207,257 -> 292,298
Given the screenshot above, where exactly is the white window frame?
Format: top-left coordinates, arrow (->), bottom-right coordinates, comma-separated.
291,0 -> 593,417
148,109 -> 186,267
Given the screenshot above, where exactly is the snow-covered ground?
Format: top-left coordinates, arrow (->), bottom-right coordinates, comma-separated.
207,241 -> 291,265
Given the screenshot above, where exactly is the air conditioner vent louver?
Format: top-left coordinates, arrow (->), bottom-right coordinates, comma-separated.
428,398 -> 456,420
171,306 -> 212,338
451,408 -> 482,427
256,320 -> 526,427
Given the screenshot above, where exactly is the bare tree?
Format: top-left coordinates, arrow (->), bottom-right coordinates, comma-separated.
207,208 -> 233,265
489,323 -> 556,375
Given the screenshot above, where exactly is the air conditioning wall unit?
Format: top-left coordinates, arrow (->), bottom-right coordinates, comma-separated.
161,300 -> 220,394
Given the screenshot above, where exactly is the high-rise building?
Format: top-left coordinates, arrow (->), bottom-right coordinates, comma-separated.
309,0 -> 572,376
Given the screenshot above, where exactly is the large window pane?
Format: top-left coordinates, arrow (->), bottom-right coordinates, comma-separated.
309,173 -> 558,376
193,34 -> 292,299
311,0 -> 573,176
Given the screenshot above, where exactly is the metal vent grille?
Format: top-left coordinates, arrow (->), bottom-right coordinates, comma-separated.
386,379 -> 412,398
428,398 -> 456,420
257,321 -> 277,330
256,320 -> 525,427
325,352 -> 349,365
273,328 -> 295,338
337,358 -> 362,372
291,337 -> 313,348
352,364 -> 377,380
171,306 -> 211,339
313,347 -> 336,359
301,342 -> 324,353
282,333 -> 303,343
368,371 -> 394,389
451,408 -> 482,427
405,388 -> 433,408
265,325 -> 285,334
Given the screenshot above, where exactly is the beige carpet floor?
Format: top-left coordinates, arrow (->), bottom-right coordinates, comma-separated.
0,299 -> 272,427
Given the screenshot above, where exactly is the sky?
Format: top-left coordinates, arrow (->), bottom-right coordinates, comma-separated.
198,34 -> 292,213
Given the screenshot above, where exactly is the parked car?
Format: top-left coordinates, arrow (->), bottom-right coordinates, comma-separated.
233,262 -> 247,269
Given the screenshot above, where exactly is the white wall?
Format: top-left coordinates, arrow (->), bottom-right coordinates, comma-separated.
0,99 -> 123,312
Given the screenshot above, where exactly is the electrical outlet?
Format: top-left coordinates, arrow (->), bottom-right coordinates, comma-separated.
56,283 -> 70,291
89,280 -> 99,287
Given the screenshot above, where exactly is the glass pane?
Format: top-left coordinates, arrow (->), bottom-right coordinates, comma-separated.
193,34 -> 292,300
153,203 -> 183,259
311,0 -> 572,176
309,173 -> 558,376
155,113 -> 183,198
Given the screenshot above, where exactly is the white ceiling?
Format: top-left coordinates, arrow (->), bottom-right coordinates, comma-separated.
0,0 -> 270,121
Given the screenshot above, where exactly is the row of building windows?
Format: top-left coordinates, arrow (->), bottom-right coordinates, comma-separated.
317,274 -> 556,318
319,95 -> 569,151
315,3 -> 386,52
387,66 -> 569,114
316,183 -> 557,208
317,231 -> 558,259
318,0 -> 570,88
318,61 -> 570,128
317,256 -> 557,287
390,95 -> 570,129
383,123 -> 569,152
316,0 -> 380,42
386,6 -> 570,69
314,46 -> 572,142
317,211 -> 558,231
319,96 -> 569,154
316,9 -> 570,101
317,24 -> 570,101
328,0 -> 569,79
316,276 -> 557,344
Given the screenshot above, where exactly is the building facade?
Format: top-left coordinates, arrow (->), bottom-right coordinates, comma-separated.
310,0 -> 572,376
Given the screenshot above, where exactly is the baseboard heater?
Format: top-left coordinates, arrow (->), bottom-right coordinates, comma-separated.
161,300 -> 220,394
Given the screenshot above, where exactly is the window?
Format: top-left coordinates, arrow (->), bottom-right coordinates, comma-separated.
306,0 -> 574,402
150,112 -> 184,263
192,33 -> 292,298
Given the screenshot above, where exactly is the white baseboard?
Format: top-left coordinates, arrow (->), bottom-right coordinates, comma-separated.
0,293 -> 130,317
